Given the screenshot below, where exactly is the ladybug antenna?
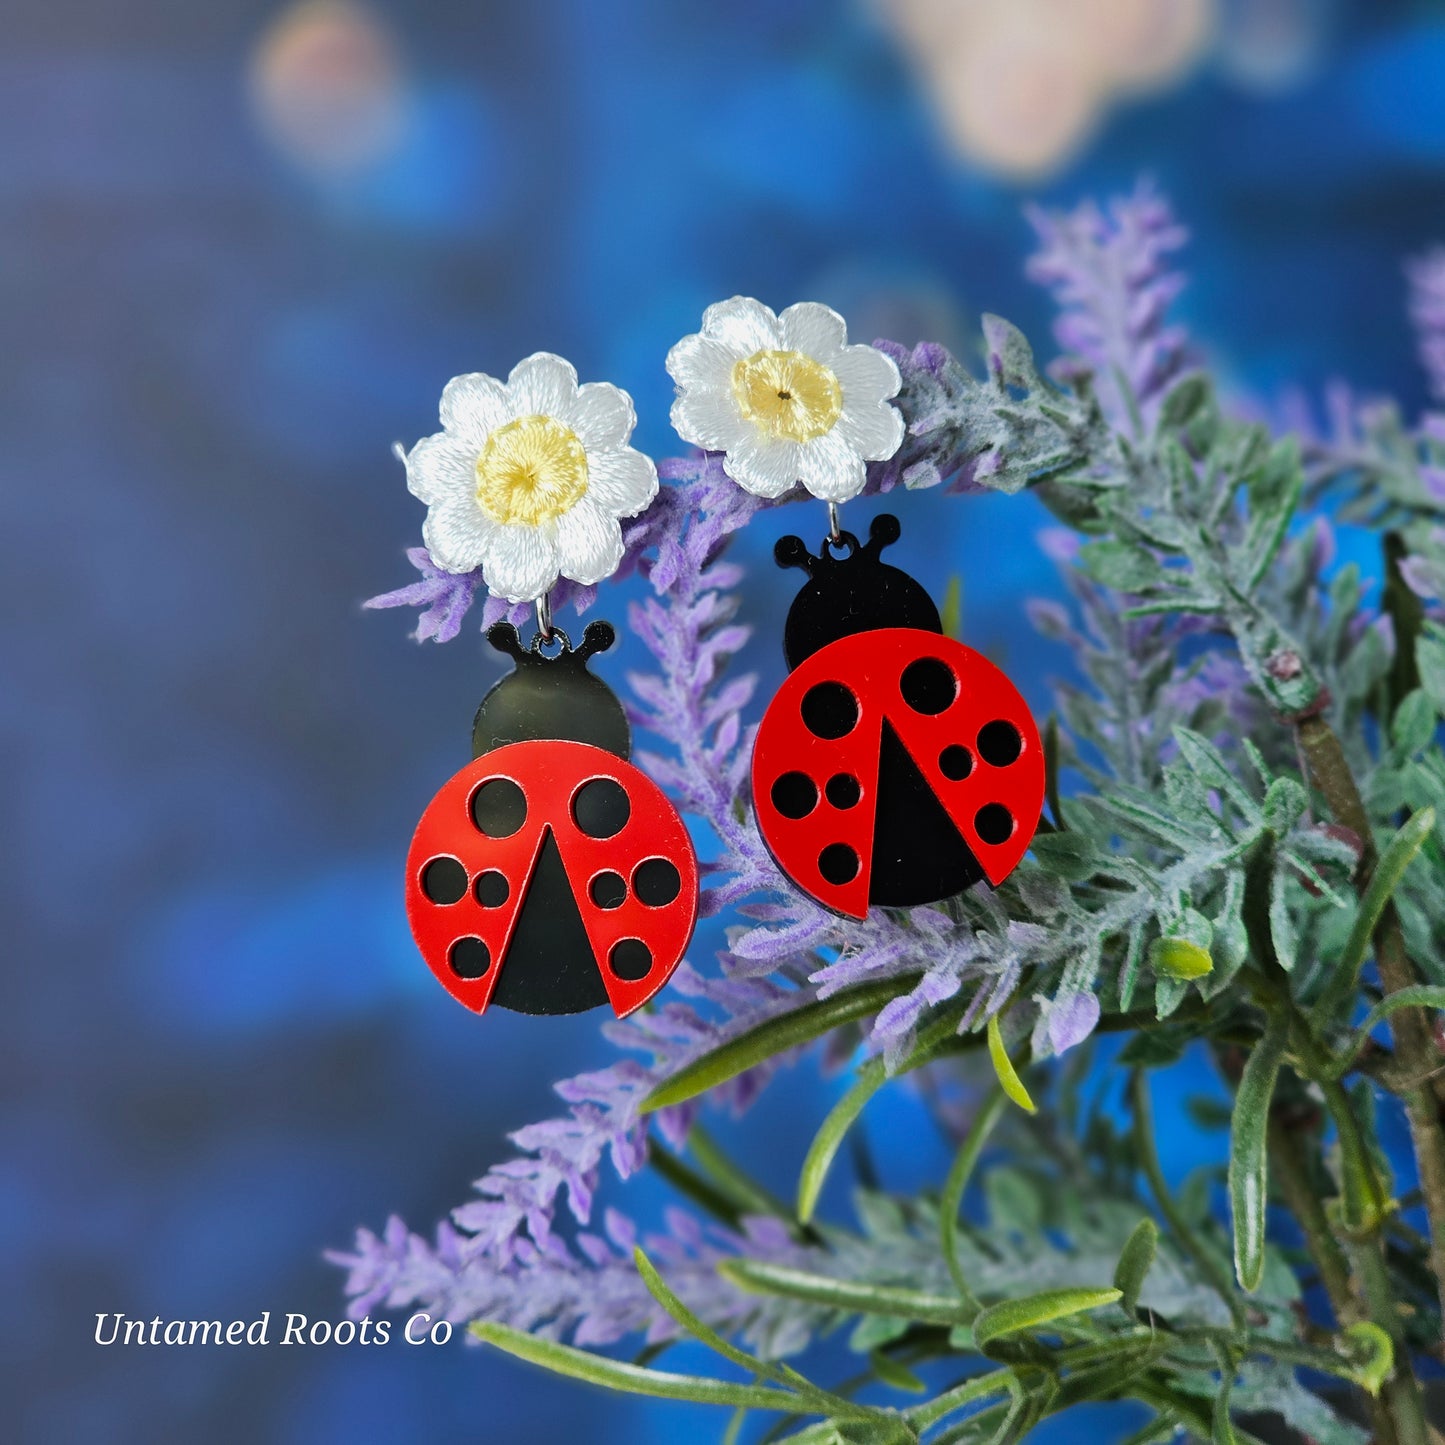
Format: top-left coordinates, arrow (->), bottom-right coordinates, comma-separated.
774,535 -> 818,575
575,620 -> 617,661
486,621 -> 529,662
862,513 -> 902,557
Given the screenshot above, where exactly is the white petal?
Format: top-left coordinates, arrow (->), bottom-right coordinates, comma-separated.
564,381 -> 636,450
507,352 -> 579,417
699,296 -> 781,355
670,383 -> 747,452
406,432 -> 479,506
796,431 -> 867,503
555,496 -> 626,585
831,343 -> 903,405
779,301 -> 848,360
422,491 -> 498,574
481,524 -> 562,603
665,333 -> 741,389
836,399 -> 906,462
587,446 -> 658,518
724,433 -> 802,498
439,373 -> 512,443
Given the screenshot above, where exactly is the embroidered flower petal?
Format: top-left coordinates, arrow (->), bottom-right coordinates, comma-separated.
587,446 -> 659,515
699,295 -> 781,355
835,397 -> 907,461
507,352 -> 580,417
779,301 -> 848,360
724,433 -> 803,498
439,373 -> 512,445
831,343 -> 903,410
796,430 -> 867,503
568,382 -> 637,451
483,524 -> 562,604
406,432 -> 480,508
665,333 -> 740,393
671,383 -> 747,454
423,490 -> 500,574
555,497 -> 626,585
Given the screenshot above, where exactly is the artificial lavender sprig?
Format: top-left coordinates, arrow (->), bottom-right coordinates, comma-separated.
1026,181 -> 1193,431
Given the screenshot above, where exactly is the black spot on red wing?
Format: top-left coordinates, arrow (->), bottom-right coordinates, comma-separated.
900,657 -> 957,715
471,777 -> 528,837
633,858 -> 681,907
870,719 -> 983,905
800,681 -> 859,739
572,777 -> 631,839
939,745 -> 974,780
590,871 -> 627,910
977,720 -> 1023,767
818,843 -> 860,884
771,771 -> 818,819
474,870 -> 510,908
609,939 -> 653,981
825,773 -> 861,809
492,829 -> 607,1015
975,803 -> 1014,845
421,857 -> 468,904
448,937 -> 491,979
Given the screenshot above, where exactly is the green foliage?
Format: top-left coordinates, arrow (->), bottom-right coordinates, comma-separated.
474,302 -> 1445,1445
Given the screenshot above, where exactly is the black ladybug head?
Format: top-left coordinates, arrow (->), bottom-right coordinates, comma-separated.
775,513 -> 941,668
471,620 -> 631,759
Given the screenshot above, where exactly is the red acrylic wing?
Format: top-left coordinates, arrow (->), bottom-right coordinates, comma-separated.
751,628 -> 1044,919
406,740 -> 699,1017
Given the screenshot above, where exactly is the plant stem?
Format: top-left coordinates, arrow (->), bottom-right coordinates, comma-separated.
1297,715 -> 1445,1334
1265,1116 -> 1357,1323
1130,1070 -> 1245,1327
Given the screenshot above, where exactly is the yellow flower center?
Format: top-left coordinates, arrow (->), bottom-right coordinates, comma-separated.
474,414 -> 589,527
731,348 -> 843,443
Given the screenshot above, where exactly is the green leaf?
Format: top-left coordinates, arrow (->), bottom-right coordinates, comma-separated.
1325,984 -> 1445,1080
1113,1217 -> 1159,1314
1157,373 -> 1212,435
718,1259 -> 971,1326
1029,829 -> 1097,880
1313,807 -> 1437,1026
1228,1013 -> 1289,1291
1416,622 -> 1445,716
941,575 -> 963,640
632,1248 -> 859,1418
1262,778 -> 1308,836
797,1059 -> 887,1224
940,1086 -> 1008,1303
641,977 -> 915,1112
1338,1321 -> 1394,1397
1080,539 -> 1164,593
972,1287 -> 1122,1349
1391,687 -> 1437,758
472,1322 -> 807,1410
1269,868 -> 1299,973
1149,936 -> 1214,981
868,1350 -> 925,1394
987,1014 -> 1036,1113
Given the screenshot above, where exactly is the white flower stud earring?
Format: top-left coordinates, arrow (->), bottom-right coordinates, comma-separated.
666,296 -> 905,506
405,351 -> 658,603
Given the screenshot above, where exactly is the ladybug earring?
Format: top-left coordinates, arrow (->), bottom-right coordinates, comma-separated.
668,298 -> 1044,919
401,353 -> 699,1017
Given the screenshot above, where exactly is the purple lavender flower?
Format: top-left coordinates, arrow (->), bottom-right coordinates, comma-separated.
1408,247 -> 1445,401
1027,182 -> 1193,430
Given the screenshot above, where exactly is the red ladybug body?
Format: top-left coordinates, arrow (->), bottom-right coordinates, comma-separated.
406,622 -> 698,1018
752,515 -> 1044,918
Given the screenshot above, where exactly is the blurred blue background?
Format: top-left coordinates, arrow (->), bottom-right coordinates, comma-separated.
7,0 -> 1445,1440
